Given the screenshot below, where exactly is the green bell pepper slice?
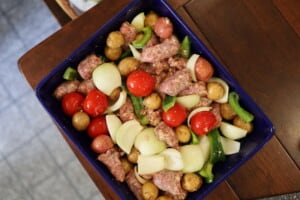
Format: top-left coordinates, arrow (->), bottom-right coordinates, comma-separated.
179,36 -> 191,59
132,26 -> 152,49
162,95 -> 176,111
63,67 -> 78,81
228,92 -> 254,123
199,129 -> 225,183
128,93 -> 149,125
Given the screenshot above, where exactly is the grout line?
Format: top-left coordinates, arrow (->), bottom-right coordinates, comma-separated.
36,129 -> 86,200
2,155 -> 34,200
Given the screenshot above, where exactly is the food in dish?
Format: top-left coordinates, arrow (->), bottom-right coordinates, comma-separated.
52,11 -> 254,200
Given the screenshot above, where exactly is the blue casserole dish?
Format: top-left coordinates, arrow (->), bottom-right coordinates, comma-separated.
35,0 -> 275,199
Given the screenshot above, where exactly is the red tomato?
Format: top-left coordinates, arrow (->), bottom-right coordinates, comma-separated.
87,116 -> 108,138
154,17 -> 173,39
61,92 -> 84,116
190,111 -> 217,135
126,70 -> 155,97
162,103 -> 187,127
91,135 -> 114,154
83,89 -> 108,117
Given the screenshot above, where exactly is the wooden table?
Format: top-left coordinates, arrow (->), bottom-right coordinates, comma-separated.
19,0 -> 300,199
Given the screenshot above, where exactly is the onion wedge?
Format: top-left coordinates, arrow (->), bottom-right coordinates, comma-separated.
220,136 -> 240,155
105,90 -> 127,113
176,94 -> 201,109
92,63 -> 121,96
186,54 -> 199,82
105,114 -> 122,143
220,122 -> 247,140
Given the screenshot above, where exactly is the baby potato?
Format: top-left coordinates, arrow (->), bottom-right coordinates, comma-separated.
104,46 -> 122,61
142,182 -> 159,200
181,173 -> 203,192
175,125 -> 191,144
127,147 -> 140,164
143,93 -> 162,110
156,196 -> 173,200
109,87 -> 121,101
72,111 -> 90,131
118,57 -> 140,76
121,157 -> 133,174
106,31 -> 125,48
145,11 -> 159,28
220,103 -> 236,120
195,57 -> 214,81
207,82 -> 225,100
233,116 -> 253,132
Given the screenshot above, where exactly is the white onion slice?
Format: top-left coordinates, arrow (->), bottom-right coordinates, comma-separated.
207,77 -> 229,103
134,166 -> 147,184
134,128 -> 166,156
160,148 -> 183,171
176,94 -> 200,109
129,44 -> 141,60
198,135 -> 210,162
115,120 -> 143,154
105,90 -> 127,113
220,136 -> 241,155
187,106 -> 212,127
186,54 -> 199,82
220,122 -> 247,140
105,114 -> 122,143
92,63 -> 121,95
131,12 -> 145,31
137,154 -> 165,175
180,144 -> 205,173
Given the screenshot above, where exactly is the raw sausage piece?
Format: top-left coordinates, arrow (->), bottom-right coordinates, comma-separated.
140,36 -> 180,63
77,54 -> 103,80
120,22 -> 138,45
154,122 -> 178,148
125,169 -> 143,200
53,80 -> 80,100
77,79 -> 96,95
179,81 -> 207,97
97,148 -> 126,182
153,170 -> 187,200
118,98 -> 137,122
158,68 -> 192,96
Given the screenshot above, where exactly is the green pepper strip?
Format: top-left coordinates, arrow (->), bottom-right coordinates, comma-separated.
128,93 -> 149,125
190,132 -> 200,144
63,67 -> 78,81
179,36 -> 191,59
162,95 -> 176,111
208,129 -> 225,164
119,49 -> 132,60
199,162 -> 214,183
228,92 -> 254,123
199,129 -> 225,183
132,26 -> 152,49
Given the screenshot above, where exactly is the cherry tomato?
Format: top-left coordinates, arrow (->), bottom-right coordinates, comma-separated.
87,116 -> 108,138
162,103 -> 187,127
126,70 -> 155,97
91,135 -> 114,154
83,89 -> 108,117
190,111 -> 217,135
61,92 -> 84,116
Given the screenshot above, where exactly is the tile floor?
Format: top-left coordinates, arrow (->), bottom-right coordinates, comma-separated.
0,0 -> 103,199
0,0 -> 299,200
